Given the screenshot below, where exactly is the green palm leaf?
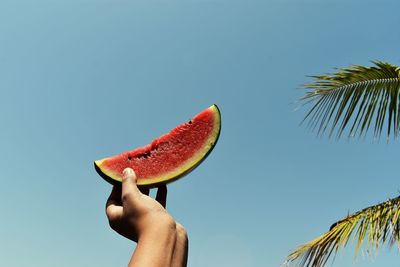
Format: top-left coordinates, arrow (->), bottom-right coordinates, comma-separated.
301,61 -> 400,139
285,195 -> 400,267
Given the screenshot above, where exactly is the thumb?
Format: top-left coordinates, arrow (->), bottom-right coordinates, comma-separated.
121,168 -> 141,203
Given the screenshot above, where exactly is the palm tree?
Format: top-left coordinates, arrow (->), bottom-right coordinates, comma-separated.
285,61 -> 400,267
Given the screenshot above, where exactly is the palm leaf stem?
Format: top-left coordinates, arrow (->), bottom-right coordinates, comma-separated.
285,195 -> 400,267
301,61 -> 400,139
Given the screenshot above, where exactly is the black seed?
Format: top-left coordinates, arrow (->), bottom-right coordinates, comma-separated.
188,120 -> 192,124
128,156 -> 132,160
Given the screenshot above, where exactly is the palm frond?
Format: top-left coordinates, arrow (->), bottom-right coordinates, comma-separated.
301,61 -> 400,140
285,195 -> 400,267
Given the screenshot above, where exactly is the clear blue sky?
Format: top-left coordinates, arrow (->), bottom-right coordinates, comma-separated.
1,1 -> 400,266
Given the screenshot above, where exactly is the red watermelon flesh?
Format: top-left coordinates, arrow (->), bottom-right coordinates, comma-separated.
94,105 -> 221,187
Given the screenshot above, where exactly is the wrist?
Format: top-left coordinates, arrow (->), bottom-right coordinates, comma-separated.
171,223 -> 188,267
130,217 -> 177,267
175,223 -> 188,244
138,214 -> 177,241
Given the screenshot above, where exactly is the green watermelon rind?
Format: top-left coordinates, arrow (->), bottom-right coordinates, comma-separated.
94,104 -> 221,188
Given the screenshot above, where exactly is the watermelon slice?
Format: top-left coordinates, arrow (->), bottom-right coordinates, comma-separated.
94,104 -> 221,188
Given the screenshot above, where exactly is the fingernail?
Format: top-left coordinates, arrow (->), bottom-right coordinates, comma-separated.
123,168 -> 134,179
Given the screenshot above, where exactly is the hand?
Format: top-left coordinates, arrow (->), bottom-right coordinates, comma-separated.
106,168 -> 173,242
106,168 -> 188,267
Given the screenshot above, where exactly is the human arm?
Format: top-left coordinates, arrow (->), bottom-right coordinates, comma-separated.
106,168 -> 188,267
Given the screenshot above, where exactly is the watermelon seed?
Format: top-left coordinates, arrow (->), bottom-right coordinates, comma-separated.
136,152 -> 151,159
128,156 -> 132,160
188,120 -> 192,124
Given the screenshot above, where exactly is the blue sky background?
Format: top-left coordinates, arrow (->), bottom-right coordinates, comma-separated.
1,1 -> 400,267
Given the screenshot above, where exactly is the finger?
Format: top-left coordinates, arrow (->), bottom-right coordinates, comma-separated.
121,168 -> 141,203
106,186 -> 122,208
106,186 -> 123,221
139,187 -> 150,196
156,185 -> 167,208
106,203 -> 123,222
